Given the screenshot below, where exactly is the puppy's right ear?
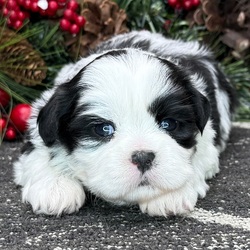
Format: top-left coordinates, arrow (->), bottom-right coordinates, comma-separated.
37,93 -> 59,146
37,53 -> 104,147
37,69 -> 84,147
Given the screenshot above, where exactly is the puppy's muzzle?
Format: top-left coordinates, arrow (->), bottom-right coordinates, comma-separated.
131,150 -> 155,174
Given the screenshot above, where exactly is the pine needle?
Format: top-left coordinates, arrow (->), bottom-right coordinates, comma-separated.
0,73 -> 41,103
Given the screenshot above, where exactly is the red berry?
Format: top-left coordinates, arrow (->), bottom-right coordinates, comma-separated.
46,9 -> 57,16
63,9 -> 75,21
67,0 -> 78,11
17,0 -> 25,6
13,20 -> 23,29
17,10 -> 26,20
0,89 -> 10,107
6,0 -> 18,10
0,0 -> 6,6
0,118 -> 7,135
2,7 -> 9,16
70,23 -> 80,34
168,0 -> 178,8
31,2 -> 39,12
5,126 -> 16,140
39,9 -> 47,16
9,10 -> 18,21
48,0 -> 58,12
182,0 -> 193,10
60,18 -> 71,31
75,15 -> 86,27
10,103 -> 31,133
24,0 -> 32,10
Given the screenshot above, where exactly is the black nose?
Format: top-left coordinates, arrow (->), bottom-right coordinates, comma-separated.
131,150 -> 155,173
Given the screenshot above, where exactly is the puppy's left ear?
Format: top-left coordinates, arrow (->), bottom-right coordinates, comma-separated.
192,89 -> 210,134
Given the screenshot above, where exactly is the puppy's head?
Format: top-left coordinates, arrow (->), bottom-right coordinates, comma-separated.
38,49 -> 210,203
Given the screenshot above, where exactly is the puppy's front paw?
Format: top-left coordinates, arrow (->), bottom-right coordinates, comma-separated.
22,176 -> 85,216
139,181 -> 209,217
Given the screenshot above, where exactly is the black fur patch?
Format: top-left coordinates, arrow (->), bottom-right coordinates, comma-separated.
100,49 -> 127,58
149,59 -> 210,149
95,35 -> 150,52
161,59 -> 210,132
149,94 -> 199,149
21,141 -> 35,155
66,114 -> 115,148
37,69 -> 85,152
176,56 -> 236,147
213,63 -> 238,113
49,151 -> 57,160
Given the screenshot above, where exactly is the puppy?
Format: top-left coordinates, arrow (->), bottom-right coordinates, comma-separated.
14,31 -> 237,216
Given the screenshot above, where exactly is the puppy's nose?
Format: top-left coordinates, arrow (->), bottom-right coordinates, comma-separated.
131,150 -> 155,173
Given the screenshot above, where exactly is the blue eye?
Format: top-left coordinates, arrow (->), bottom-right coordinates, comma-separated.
95,123 -> 115,137
160,118 -> 178,131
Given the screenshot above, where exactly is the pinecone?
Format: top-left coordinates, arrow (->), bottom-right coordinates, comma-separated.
66,0 -> 128,58
193,0 -> 224,31
0,28 -> 47,86
193,0 -> 250,54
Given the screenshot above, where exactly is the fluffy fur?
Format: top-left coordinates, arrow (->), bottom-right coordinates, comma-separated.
14,31 -> 237,216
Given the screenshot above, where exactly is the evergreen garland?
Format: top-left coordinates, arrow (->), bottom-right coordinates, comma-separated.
0,0 -> 249,120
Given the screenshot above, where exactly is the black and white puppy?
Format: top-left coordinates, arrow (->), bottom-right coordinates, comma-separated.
14,31 -> 237,216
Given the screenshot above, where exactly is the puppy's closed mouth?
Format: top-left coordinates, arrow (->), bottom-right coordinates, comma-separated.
138,177 -> 150,187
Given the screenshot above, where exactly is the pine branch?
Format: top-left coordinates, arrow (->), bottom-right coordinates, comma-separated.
26,20 -> 72,83
0,73 -> 40,103
0,19 -> 71,104
114,0 -> 169,32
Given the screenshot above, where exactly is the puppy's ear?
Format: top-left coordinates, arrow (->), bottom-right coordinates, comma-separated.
37,93 -> 59,146
37,71 -> 83,147
191,89 -> 210,134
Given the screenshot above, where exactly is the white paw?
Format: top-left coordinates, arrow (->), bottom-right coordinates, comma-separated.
22,176 -> 85,216
139,181 -> 209,217
205,164 -> 220,180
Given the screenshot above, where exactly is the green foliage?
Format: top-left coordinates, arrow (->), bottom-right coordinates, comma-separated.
115,0 -> 169,32
0,18 -> 71,105
0,18 -> 45,104
25,20 -> 72,85
222,58 -> 250,120
0,73 -> 40,104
